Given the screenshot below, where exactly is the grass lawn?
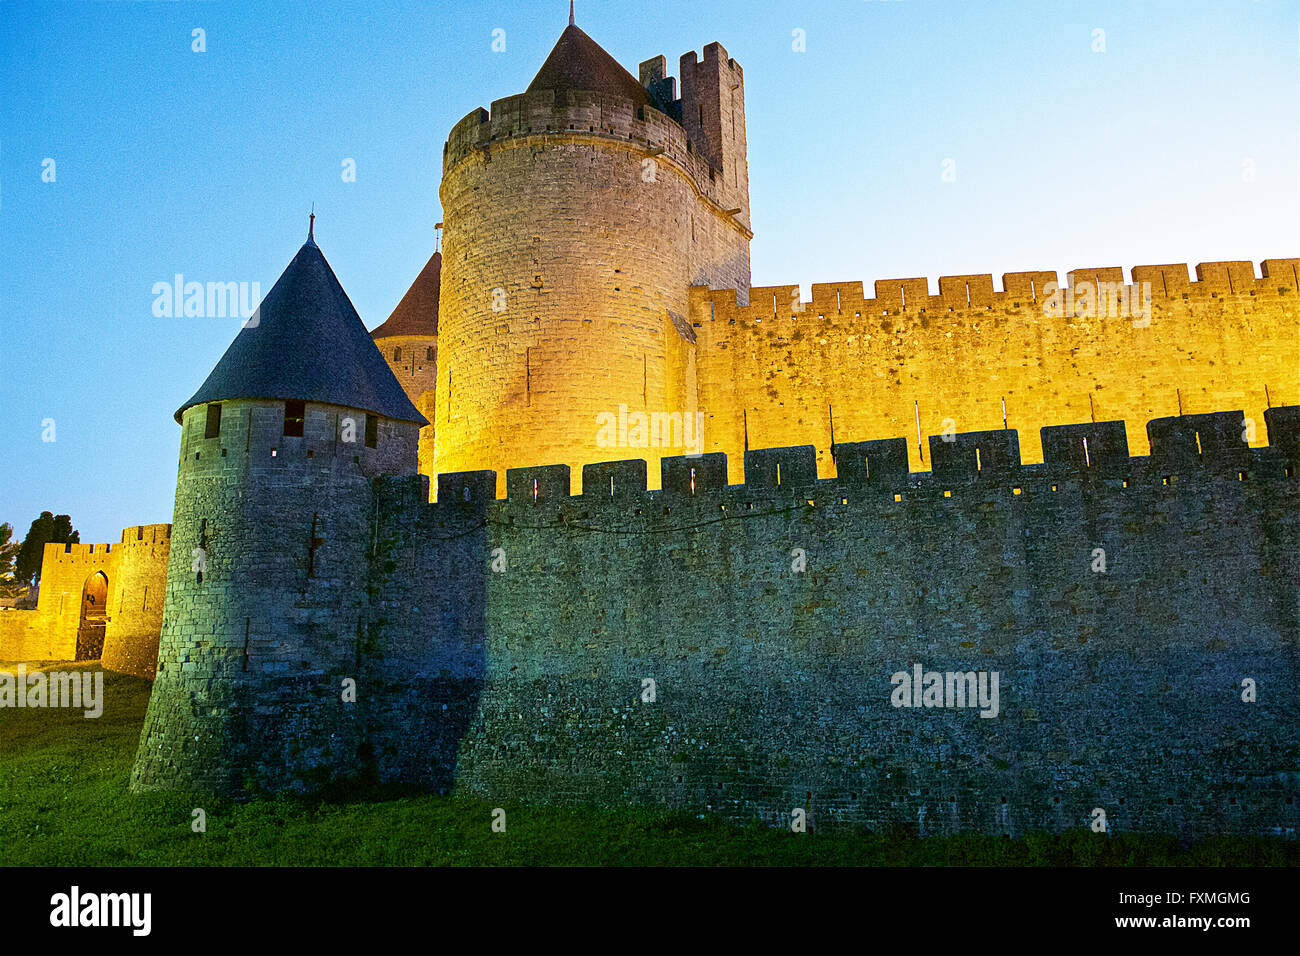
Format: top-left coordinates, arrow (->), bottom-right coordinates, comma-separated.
2,663 -> 1296,866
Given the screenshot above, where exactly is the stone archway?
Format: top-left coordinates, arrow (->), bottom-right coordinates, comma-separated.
76,570 -> 108,660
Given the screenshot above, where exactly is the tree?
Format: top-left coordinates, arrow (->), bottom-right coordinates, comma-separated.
14,512 -> 79,587
0,522 -> 20,599
0,522 -> 17,580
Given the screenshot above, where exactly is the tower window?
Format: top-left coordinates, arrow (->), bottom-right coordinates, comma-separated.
204,403 -> 222,439
393,347 -> 402,362
426,346 -> 435,360
364,415 -> 378,448
283,400 -> 305,437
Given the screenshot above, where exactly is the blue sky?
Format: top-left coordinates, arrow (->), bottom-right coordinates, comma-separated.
2,0 -> 1297,543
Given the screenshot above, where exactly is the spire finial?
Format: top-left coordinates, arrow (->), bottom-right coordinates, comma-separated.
308,203 -> 315,243
569,0 -> 575,26
434,221 -> 443,254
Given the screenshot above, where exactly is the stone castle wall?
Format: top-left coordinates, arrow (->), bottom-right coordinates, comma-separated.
1,541 -> 115,661
101,525 -> 173,679
0,528 -> 171,673
376,334 -> 438,477
692,261 -> 1300,485
353,406 -> 1300,837
435,56 -> 752,498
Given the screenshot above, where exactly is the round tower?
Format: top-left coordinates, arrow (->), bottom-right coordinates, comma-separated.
435,14 -> 751,494
131,221 -> 426,796
371,248 -> 440,481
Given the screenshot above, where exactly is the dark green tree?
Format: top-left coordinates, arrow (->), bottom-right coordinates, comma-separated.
14,512 -> 79,586
0,523 -> 24,600
0,522 -> 18,580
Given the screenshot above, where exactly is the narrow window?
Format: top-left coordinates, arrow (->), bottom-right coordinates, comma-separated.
364,414 -> 378,448
204,403 -> 222,439
426,346 -> 435,360
197,518 -> 207,583
393,347 -> 402,362
307,513 -> 322,578
283,400 -> 305,437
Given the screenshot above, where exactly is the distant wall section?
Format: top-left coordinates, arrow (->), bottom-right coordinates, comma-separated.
692,260 -> 1300,484
101,524 -> 172,678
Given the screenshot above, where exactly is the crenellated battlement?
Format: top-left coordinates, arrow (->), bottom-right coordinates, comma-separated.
400,407 -> 1298,521
696,259 -> 1300,323
687,258 -> 1300,481
442,89 -> 745,226
117,524 -> 172,547
42,540 -> 116,562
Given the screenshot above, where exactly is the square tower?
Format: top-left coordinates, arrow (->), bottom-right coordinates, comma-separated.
678,42 -> 750,227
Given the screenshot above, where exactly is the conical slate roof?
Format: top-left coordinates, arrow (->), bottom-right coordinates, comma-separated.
526,23 -> 650,107
371,251 -> 440,339
176,233 -> 428,425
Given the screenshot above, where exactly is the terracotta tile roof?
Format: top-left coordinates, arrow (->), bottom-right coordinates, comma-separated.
526,24 -> 650,107
371,251 -> 440,339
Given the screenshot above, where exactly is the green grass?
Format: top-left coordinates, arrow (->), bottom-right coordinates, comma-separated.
2,664 -> 1296,866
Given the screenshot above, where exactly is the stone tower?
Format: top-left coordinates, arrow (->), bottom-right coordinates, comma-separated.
435,13 -> 751,495
372,248 -> 441,478
131,221 -> 427,795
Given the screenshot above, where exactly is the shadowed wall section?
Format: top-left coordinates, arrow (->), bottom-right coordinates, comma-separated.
356,407 -> 1300,837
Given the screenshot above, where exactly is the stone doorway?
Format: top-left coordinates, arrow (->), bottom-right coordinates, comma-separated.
76,570 -> 108,660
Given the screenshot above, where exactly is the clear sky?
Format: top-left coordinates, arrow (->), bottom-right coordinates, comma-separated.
2,0 -> 1296,543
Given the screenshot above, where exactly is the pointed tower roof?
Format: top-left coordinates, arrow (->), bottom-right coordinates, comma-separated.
526,16 -> 650,107
371,251 -> 441,339
176,227 -> 428,425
